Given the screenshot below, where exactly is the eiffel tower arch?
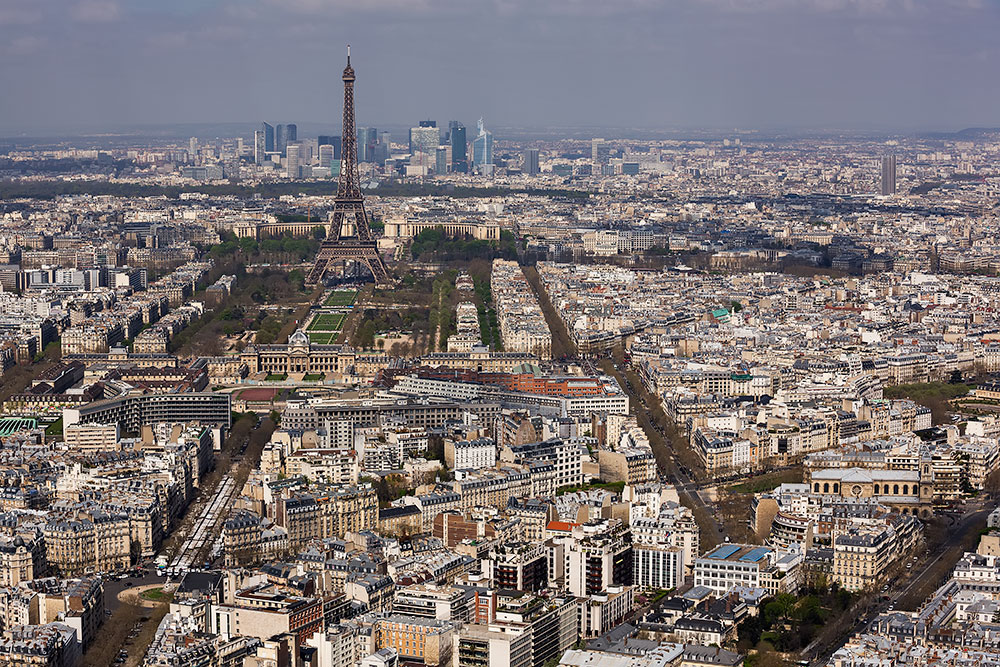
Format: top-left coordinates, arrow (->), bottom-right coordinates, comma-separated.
307,47 -> 392,287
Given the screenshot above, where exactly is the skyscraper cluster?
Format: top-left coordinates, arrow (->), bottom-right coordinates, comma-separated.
357,127 -> 389,164
254,122 -> 296,165
396,117 -> 493,176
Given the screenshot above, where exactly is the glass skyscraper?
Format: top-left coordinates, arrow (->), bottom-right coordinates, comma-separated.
450,123 -> 467,173
275,124 -> 288,156
472,118 -> 493,173
409,126 -> 439,157
261,122 -> 275,152
357,127 -> 378,163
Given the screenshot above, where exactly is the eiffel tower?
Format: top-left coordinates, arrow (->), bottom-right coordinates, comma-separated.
306,47 -> 391,287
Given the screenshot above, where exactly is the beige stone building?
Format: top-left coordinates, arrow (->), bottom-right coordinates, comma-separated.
598,448 -> 657,485
43,511 -> 130,576
275,485 -> 378,549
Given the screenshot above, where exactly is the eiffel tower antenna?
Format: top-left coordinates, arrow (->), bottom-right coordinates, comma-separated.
306,47 -> 391,287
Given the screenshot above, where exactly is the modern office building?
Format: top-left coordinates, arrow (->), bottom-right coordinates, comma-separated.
633,543 -> 684,590
253,130 -> 264,165
318,135 -> 342,159
450,123 -> 467,173
286,143 -> 301,178
65,392 -> 232,434
256,122 -> 275,165
319,144 -> 337,172
377,131 -> 391,162
435,146 -> 449,174
523,149 -> 539,176
881,155 -> 897,195
472,118 -> 493,174
262,122 -> 274,151
592,138 -> 610,165
409,126 -> 440,158
358,127 -> 378,163
455,623 -> 532,667
693,543 -> 803,596
275,123 -> 296,157
493,592 -> 577,667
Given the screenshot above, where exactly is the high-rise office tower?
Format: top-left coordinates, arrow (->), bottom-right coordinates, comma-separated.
523,148 -> 540,176
375,131 -> 391,163
592,138 -> 610,165
318,136 -> 342,160
419,119 -> 437,128
450,123 -> 467,173
435,146 -> 449,174
881,155 -> 897,195
286,124 -> 297,144
254,130 -> 265,165
262,122 -> 275,153
357,127 -> 378,163
318,144 -> 336,174
286,143 -> 301,178
276,124 -> 289,156
188,137 -> 198,163
472,118 -> 493,173
409,126 -> 439,157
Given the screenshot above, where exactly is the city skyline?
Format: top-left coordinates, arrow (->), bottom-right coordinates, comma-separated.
1,1 -> 999,135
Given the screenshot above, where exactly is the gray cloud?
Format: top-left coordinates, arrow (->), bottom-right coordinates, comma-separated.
71,0 -> 120,23
0,0 -> 997,134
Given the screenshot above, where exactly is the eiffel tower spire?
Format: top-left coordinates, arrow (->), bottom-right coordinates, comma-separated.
306,47 -> 391,286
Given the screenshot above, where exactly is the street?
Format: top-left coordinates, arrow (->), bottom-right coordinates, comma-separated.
803,499 -> 994,665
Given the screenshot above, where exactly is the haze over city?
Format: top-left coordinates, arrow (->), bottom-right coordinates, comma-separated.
2,0 -> 999,134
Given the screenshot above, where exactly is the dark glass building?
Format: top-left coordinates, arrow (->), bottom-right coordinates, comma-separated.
450,123 -> 467,173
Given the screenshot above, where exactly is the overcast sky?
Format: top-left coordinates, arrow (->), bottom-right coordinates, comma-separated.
1,0 -> 997,135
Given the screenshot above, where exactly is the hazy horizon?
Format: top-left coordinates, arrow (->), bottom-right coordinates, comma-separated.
1,0 -> 998,136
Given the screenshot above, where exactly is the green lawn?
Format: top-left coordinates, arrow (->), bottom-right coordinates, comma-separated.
140,587 -> 173,602
884,381 -> 970,401
44,417 -> 63,438
729,468 -> 803,494
308,313 -> 346,331
265,373 -> 287,381
307,332 -> 337,344
324,290 -> 358,307
303,373 -> 325,381
556,480 -> 626,496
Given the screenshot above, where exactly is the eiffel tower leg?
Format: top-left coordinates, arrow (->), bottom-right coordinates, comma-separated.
364,256 -> 390,287
307,254 -> 331,285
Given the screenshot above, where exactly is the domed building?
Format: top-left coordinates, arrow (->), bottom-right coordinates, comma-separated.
239,329 -> 363,377
806,466 -> 932,517
236,329 -> 542,380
